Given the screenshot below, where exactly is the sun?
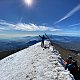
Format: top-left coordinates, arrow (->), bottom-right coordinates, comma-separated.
24,0 -> 33,6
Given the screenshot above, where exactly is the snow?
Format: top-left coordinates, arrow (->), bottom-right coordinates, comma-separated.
0,41 -> 74,80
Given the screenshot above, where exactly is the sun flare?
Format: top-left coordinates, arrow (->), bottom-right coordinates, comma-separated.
24,0 -> 33,6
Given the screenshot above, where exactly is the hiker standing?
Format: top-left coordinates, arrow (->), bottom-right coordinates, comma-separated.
39,35 -> 47,47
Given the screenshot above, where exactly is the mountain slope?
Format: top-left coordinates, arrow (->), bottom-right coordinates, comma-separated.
0,41 -> 74,80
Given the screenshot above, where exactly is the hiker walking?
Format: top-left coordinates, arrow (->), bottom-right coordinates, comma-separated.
39,35 -> 47,47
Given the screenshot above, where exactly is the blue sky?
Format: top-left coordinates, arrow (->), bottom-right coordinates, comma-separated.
0,0 -> 80,38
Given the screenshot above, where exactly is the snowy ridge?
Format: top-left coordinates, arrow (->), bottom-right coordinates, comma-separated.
0,41 -> 74,80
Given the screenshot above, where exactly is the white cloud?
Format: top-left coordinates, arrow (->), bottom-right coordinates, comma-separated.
55,4 -> 80,24
68,23 -> 80,27
0,20 -> 61,31
0,28 -> 8,31
0,20 -> 15,27
15,23 -> 61,31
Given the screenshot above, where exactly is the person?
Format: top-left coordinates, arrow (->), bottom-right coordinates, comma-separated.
65,56 -> 74,73
65,58 -> 80,80
65,61 -> 74,73
39,35 -> 47,48
64,56 -> 73,66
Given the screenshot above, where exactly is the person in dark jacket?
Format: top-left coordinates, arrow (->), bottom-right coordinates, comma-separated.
39,35 -> 47,48
65,60 -> 80,80
65,56 -> 80,80
64,56 -> 73,68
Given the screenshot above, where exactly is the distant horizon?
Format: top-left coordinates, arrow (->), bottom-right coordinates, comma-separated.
1,34 -> 80,39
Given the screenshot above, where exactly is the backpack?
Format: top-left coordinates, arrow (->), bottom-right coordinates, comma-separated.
68,64 -> 75,71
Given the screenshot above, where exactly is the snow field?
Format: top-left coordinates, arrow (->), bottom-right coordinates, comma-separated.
0,41 -> 74,80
